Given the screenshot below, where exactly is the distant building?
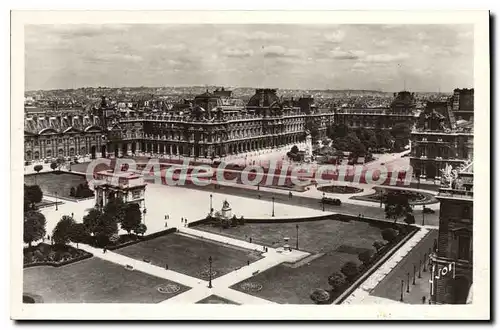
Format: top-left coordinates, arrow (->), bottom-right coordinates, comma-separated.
409,88 -> 474,180
430,162 -> 473,304
333,91 -> 419,130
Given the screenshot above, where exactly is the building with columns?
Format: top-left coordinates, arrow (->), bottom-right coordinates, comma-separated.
104,88 -> 335,159
93,169 -> 146,211
430,162 -> 473,304
410,89 -> 474,180
24,111 -> 106,162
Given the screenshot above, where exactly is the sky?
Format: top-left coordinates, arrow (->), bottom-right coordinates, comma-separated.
25,24 -> 474,92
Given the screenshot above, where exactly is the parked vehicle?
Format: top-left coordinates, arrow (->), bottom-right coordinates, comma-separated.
321,197 -> 342,206
423,207 -> 435,214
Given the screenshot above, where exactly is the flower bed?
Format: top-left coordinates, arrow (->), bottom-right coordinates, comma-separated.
23,243 -> 92,268
317,185 -> 363,194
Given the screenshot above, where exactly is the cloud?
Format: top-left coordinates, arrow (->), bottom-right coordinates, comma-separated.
222,48 -> 254,58
83,53 -> 143,64
151,44 -> 187,52
262,46 -> 303,58
362,52 -> 410,63
324,30 -> 346,43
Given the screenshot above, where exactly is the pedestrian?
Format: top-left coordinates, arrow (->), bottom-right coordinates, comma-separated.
165,215 -> 167,220
167,215 -> 169,220
181,217 -> 184,223
422,296 -> 426,304
247,260 -> 250,266
103,247 -> 107,254
249,237 -> 252,243
165,221 -> 168,228
165,264 -> 169,270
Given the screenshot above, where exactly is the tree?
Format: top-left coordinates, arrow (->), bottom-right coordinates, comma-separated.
56,157 -> 65,170
94,212 -> 118,241
103,197 -> 127,224
83,208 -> 102,236
384,191 -> 413,223
121,203 -> 142,234
50,162 -> 58,171
391,123 -> 411,151
328,272 -> 346,292
373,240 -> 386,252
24,211 -> 46,247
134,223 -> 147,236
381,228 -> 399,243
340,261 -> 360,281
25,185 -> 43,210
70,223 -> 87,248
290,145 -> 299,154
53,215 -> 76,246
33,165 -> 43,184
404,213 -> 416,226
70,187 -> 76,197
328,123 -> 350,140
358,249 -> 375,265
376,129 -> 394,150
310,288 -> 331,304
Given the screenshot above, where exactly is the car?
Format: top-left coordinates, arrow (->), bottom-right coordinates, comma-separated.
321,197 -> 342,206
423,207 -> 435,214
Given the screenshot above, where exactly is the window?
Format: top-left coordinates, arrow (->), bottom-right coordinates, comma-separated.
457,235 -> 471,261
46,140 -> 51,145
462,205 -> 472,219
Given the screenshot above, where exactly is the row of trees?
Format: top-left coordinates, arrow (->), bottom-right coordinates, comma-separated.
82,198 -> 146,247
310,227 -> 402,304
325,123 -> 411,155
24,184 -> 47,248
384,191 -> 415,226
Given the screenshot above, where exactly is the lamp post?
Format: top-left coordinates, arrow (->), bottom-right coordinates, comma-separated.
413,264 -> 416,285
422,203 -> 426,226
296,224 -> 299,250
322,192 -> 325,212
406,272 -> 410,292
418,260 -> 422,278
55,191 -> 58,211
208,256 -> 213,288
423,254 -> 427,272
272,197 -> 275,217
210,194 -> 213,214
400,280 -> 404,302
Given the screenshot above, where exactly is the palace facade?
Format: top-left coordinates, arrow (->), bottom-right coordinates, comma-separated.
430,162 -> 473,304
24,112 -> 106,162
333,91 -> 420,130
409,88 -> 474,180
104,88 -> 335,159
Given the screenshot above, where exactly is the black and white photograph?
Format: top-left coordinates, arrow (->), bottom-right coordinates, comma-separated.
10,10 -> 490,320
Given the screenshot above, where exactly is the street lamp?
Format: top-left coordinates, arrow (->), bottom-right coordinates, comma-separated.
296,224 -> 299,250
272,197 -> 275,217
210,194 -> 213,214
406,272 -> 410,292
55,191 -> 58,211
400,280 -> 404,302
208,256 -> 213,288
422,203 -> 426,226
322,192 -> 325,212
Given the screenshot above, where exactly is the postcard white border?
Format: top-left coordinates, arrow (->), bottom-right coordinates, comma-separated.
10,10 -> 490,320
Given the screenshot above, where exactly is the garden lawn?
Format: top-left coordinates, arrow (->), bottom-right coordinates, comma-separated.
208,217 -> 412,304
196,217 -> 390,254
114,233 -> 262,279
196,295 -> 238,304
24,172 -> 89,199
23,257 -> 189,303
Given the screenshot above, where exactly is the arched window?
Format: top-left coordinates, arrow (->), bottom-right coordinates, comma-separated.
34,151 -> 40,160
69,148 -> 75,156
58,149 -> 64,156
46,150 -> 52,157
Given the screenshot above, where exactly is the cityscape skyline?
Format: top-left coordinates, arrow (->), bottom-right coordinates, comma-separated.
25,24 -> 474,93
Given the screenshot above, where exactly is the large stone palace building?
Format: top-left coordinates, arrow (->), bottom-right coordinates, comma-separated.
24,112 -> 106,161
333,91 -> 420,130
410,88 -> 474,180
430,162 -> 473,304
24,88 -> 336,161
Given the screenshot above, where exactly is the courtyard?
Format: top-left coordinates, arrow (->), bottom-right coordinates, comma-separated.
23,257 -> 190,303
24,172 -> 90,199
114,233 -> 263,280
